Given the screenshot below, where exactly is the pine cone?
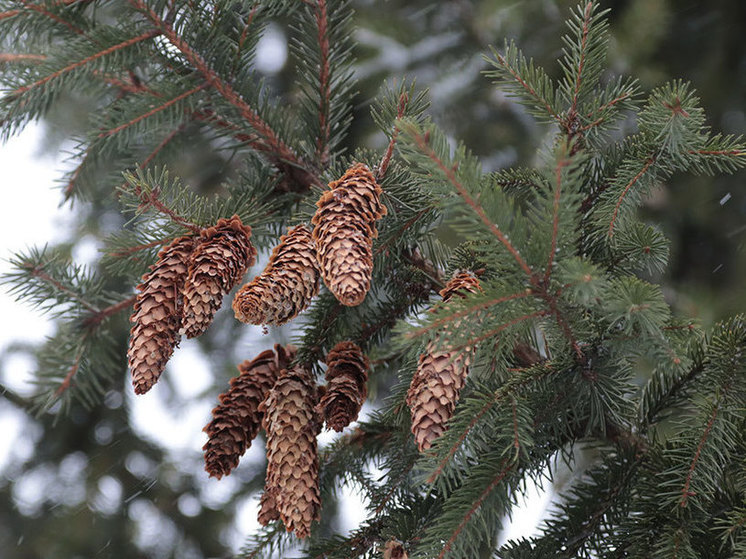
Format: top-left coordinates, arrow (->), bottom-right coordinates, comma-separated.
181,215 -> 257,338
258,365 -> 321,538
202,344 -> 295,479
127,236 -> 196,395
438,270 -> 481,302
311,162 -> 387,307
406,271 -> 482,452
319,341 -> 369,432
383,539 -> 408,559
233,224 -> 320,326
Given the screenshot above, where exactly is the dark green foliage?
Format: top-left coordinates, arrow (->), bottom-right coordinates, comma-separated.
2,1 -> 746,558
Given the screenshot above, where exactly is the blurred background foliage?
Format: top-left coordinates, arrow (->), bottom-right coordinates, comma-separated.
1,0 -> 745,557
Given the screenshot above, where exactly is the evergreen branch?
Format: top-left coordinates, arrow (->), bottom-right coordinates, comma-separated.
678,407 -> 717,508
54,339 -> 87,397
436,458 -> 514,559
377,90 -> 408,181
450,310 -> 548,352
63,146 -> 92,199
82,294 -> 136,328
408,126 -> 534,277
607,156 -> 655,237
139,123 -> 186,168
21,1 -> 87,37
11,30 -> 160,95
485,46 -> 560,121
427,363 -> 556,484
127,176 -> 202,234
128,0 -> 320,192
314,0 -> 330,166
545,152 -> 571,283
569,1 -> 593,116
404,291 -> 533,340
0,10 -> 20,21
688,149 -> 746,156
24,262 -> 99,313
0,53 -> 46,63
98,82 -> 206,138
583,91 -> 633,124
107,237 -> 169,259
231,1 -> 260,77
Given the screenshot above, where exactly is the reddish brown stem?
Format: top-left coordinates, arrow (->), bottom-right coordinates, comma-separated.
545,153 -> 570,283
405,291 -> 533,339
83,294 -> 137,327
99,82 -> 206,138
377,91 -> 408,181
437,459 -> 514,559
54,346 -> 85,397
410,129 -> 534,277
25,265 -> 98,313
128,0 -> 319,192
13,30 -> 160,95
608,157 -> 655,237
314,0 -> 331,167
569,1 -> 594,115
494,52 -> 559,121
0,53 -> 45,62
679,404 -> 719,508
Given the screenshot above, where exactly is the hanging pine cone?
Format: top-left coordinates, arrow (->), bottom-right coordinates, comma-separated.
258,365 -> 321,538
202,344 -> 295,479
383,539 -> 408,559
127,236 -> 196,395
181,215 -> 256,338
233,224 -> 320,326
311,162 -> 387,307
406,270 -> 482,452
318,341 -> 369,432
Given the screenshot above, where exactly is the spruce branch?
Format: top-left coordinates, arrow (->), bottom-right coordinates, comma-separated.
403,122 -> 534,277
10,29 -> 160,96
127,0 -> 320,192
314,0 -> 331,166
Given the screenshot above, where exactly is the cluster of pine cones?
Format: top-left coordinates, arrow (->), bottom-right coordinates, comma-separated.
126,162 -> 483,539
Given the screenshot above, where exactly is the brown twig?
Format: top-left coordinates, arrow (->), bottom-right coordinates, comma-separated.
377,91 -> 408,181
314,0 -> 331,167
12,30 -> 160,95
128,0 -> 320,192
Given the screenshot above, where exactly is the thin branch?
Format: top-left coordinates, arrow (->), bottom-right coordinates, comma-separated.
436,459 -> 514,559
0,53 -> 45,63
98,82 -> 206,138
23,264 -> 98,313
607,156 -> 655,237
493,51 -> 560,121
12,30 -> 160,95
377,90 -> 408,181
21,1 -> 87,37
545,152 -> 570,283
132,185 -> 202,234
54,342 -> 86,397
449,310 -> 548,353
569,1 -> 593,115
107,238 -> 170,259
688,149 -> 746,157
83,294 -> 137,328
0,382 -> 35,412
409,129 -> 534,277
314,0 -> 331,167
128,0 -> 320,192
405,291 -> 533,340
679,403 -> 719,508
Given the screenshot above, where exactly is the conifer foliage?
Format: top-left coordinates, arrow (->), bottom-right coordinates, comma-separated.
3,0 -> 746,557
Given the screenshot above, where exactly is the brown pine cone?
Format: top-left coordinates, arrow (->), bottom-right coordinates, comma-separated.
181,215 -> 257,338
233,224 -> 320,326
438,270 -> 481,302
258,365 -> 321,539
202,344 -> 295,479
383,539 -> 408,559
311,163 -> 387,307
406,270 -> 482,452
127,236 -> 196,395
319,341 -> 369,432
